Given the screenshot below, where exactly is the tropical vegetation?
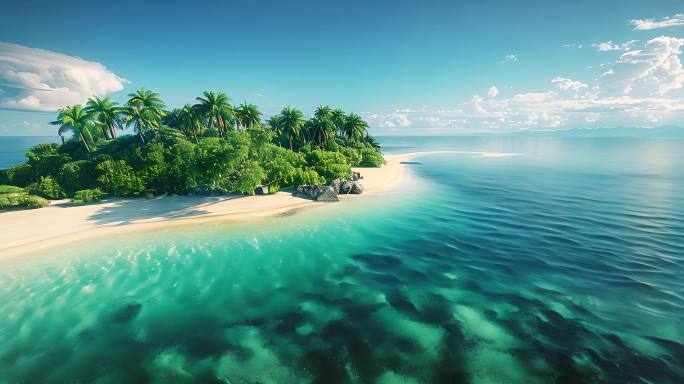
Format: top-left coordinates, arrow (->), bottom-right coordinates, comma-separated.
0,89 -> 384,208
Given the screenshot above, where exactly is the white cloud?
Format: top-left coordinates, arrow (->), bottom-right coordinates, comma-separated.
366,38 -> 684,133
501,54 -> 518,63
0,42 -> 126,111
551,77 -> 588,91
604,36 -> 684,96
630,14 -> 684,30
592,40 -> 639,52
488,86 -> 499,98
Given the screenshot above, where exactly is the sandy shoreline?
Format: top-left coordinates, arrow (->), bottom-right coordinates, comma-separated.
0,150 -> 514,258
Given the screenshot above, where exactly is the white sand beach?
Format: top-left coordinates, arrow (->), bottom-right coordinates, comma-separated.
0,151 -> 514,258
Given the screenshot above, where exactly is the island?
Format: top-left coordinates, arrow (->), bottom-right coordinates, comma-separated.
0,89 -> 405,256
0,89 -> 386,206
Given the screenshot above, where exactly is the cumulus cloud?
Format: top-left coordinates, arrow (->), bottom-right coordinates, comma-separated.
0,42 -> 126,111
366,37 -> 684,133
592,40 -> 639,52
603,36 -> 684,96
630,14 -> 684,30
488,86 -> 499,98
551,77 -> 588,91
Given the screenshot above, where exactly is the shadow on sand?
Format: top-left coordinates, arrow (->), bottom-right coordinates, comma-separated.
74,195 -> 245,225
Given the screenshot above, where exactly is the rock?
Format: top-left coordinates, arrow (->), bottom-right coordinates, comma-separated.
352,171 -> 363,181
144,192 -> 154,199
295,185 -> 339,201
255,186 -> 269,195
340,180 -> 364,194
330,179 -> 341,194
316,186 -> 339,202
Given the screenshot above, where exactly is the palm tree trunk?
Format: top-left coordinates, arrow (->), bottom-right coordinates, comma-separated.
101,126 -> 110,140
109,124 -> 116,139
79,133 -> 91,152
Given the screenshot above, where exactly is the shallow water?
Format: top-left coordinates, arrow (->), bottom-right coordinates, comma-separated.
1,137 -> 683,383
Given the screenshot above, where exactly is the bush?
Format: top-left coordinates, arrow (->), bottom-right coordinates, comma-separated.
72,188 -> 106,204
305,150 -> 351,182
359,148 -> 385,167
26,176 -> 66,199
96,160 -> 145,196
0,185 -> 25,194
0,191 -> 49,210
57,160 -> 97,195
295,169 -> 326,186
4,164 -> 33,187
340,147 -> 362,166
231,161 -> 265,194
22,195 -> 50,208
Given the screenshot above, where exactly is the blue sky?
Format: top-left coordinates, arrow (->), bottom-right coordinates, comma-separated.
1,0 -> 683,135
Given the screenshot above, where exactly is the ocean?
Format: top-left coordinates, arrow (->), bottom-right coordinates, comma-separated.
1,136 -> 683,383
0,136 -> 60,169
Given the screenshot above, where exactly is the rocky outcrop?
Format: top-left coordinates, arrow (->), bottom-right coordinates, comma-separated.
330,179 -> 342,194
352,171 -> 363,181
339,180 -> 364,194
254,186 -> 269,195
294,185 -> 339,201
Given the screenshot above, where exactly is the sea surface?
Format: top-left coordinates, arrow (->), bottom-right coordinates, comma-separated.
1,136 -> 684,383
0,136 -> 60,169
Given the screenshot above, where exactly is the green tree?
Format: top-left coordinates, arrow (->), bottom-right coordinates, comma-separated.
96,160 -> 145,196
49,105 -> 96,151
330,108 -> 346,136
195,91 -> 233,136
125,88 -> 166,143
306,116 -> 335,148
343,113 -> 369,143
278,107 -> 304,150
86,96 -> 123,139
235,102 -> 263,128
314,105 -> 332,119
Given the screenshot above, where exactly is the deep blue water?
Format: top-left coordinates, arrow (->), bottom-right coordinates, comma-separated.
0,136 -> 59,169
1,136 -> 683,383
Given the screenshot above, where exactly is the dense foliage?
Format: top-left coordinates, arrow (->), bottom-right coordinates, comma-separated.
0,89 -> 384,205
72,189 -> 106,204
0,185 -> 49,209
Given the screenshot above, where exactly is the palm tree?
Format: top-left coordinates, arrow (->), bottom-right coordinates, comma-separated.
279,107 -> 304,150
343,113 -> 369,143
364,135 -> 381,149
49,105 -> 95,151
126,88 -> 166,117
330,108 -> 346,136
267,115 -> 281,134
307,116 -> 335,148
194,91 -> 233,135
235,102 -> 263,128
125,106 -> 161,143
314,105 -> 332,120
86,96 -> 123,140
164,104 -> 205,140
125,88 -> 166,142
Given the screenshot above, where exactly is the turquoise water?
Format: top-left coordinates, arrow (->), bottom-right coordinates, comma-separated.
1,137 -> 684,383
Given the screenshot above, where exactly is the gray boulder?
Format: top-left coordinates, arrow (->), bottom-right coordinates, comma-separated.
316,186 -> 339,202
295,185 -> 339,201
330,178 -> 341,194
340,180 -> 364,194
351,171 -> 363,181
254,186 -> 269,195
